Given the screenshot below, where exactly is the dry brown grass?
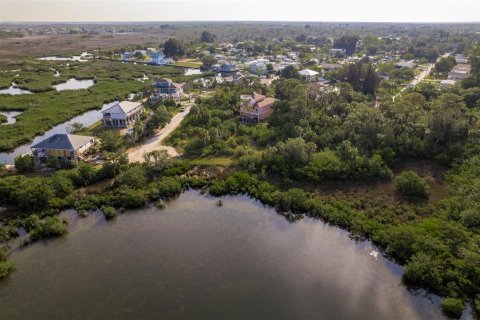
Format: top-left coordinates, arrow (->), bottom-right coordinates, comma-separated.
0,32 -> 166,65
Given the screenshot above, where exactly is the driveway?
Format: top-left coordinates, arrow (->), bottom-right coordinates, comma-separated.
128,105 -> 192,162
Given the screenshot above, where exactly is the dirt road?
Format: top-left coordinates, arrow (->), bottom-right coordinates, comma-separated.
128,105 -> 192,162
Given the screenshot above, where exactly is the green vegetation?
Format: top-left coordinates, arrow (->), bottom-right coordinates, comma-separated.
0,114 -> 6,124
102,206 -> 116,220
395,171 -> 429,200
0,59 -> 184,151
0,250 -> 13,279
441,297 -> 465,319
14,154 -> 35,173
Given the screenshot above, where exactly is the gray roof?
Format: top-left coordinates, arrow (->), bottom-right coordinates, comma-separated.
31,134 -> 95,151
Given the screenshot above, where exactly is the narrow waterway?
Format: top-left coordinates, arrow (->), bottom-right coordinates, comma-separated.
0,101 -> 117,164
53,78 -> 94,91
0,111 -> 22,125
0,191 -> 456,320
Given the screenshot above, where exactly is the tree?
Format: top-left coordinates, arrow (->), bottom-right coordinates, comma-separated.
144,150 -> 170,172
133,51 -> 144,60
200,31 -> 216,43
434,56 -> 456,74
163,38 -> 185,59
280,65 -> 300,79
395,171 -> 429,199
333,35 -> 359,55
14,154 -> 34,173
116,165 -> 147,189
100,130 -> 124,152
66,122 -> 85,134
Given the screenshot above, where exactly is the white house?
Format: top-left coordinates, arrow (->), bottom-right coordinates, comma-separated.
102,101 -> 144,128
247,60 -> 268,75
455,54 -> 468,64
299,69 -> 319,82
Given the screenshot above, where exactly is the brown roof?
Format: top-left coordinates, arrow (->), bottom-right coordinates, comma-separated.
253,93 -> 266,102
257,97 -> 275,108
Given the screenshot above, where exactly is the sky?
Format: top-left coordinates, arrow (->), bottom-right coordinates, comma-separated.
1,0 -> 480,23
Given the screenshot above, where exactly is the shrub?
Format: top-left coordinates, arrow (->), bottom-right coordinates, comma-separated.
116,165 -> 147,188
156,177 -> 182,198
395,171 -> 429,199
440,297 -> 465,319
29,216 -> 67,241
14,154 -> 35,173
0,259 -> 12,279
102,206 -> 116,220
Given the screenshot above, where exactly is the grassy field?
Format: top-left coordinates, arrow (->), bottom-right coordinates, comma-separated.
0,59 -> 186,151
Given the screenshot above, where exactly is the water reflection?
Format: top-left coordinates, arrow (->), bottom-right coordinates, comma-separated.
0,111 -> 22,125
0,191 -> 453,320
185,68 -> 202,75
53,78 -> 94,91
0,83 -> 32,95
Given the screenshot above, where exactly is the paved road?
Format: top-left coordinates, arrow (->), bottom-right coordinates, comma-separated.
128,105 -> 192,162
393,53 -> 449,102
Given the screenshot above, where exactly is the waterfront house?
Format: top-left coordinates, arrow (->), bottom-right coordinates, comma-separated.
154,79 -> 184,99
240,92 -> 275,123
150,52 -> 174,65
102,101 -> 144,128
299,69 -> 319,82
31,134 -> 96,166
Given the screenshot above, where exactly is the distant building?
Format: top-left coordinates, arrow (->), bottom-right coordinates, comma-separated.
448,64 -> 471,80
31,134 -> 96,166
154,79 -> 184,99
217,62 -> 238,72
330,48 -> 346,55
396,59 -> 415,69
150,52 -> 174,65
321,63 -> 342,71
240,92 -> 275,123
102,101 -> 144,128
121,52 -> 133,61
455,54 -> 468,64
247,60 -> 268,75
299,69 -> 320,82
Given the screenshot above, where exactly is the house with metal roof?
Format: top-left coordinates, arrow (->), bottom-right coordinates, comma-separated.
299,69 -> 320,82
31,134 -> 97,166
101,101 -> 144,128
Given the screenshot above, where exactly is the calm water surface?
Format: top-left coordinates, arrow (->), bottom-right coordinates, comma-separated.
0,83 -> 33,95
53,78 -> 94,91
0,101 -> 117,164
0,191 -> 450,320
0,111 -> 22,125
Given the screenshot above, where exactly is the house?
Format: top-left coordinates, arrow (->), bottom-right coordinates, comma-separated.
330,48 -> 346,55
240,92 -> 276,123
121,52 -> 133,61
247,60 -> 268,75
102,101 -> 144,128
396,59 -> 415,69
321,63 -> 342,71
299,69 -> 319,82
217,62 -> 238,72
154,79 -> 184,99
455,54 -> 468,64
31,134 -> 96,166
448,64 -> 471,80
150,52 -> 174,65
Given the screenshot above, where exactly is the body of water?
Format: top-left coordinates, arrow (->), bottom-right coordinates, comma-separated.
0,83 -> 33,95
0,101 -> 116,164
38,53 -> 88,62
0,111 -> 22,125
0,191 -> 455,320
53,78 -> 94,91
185,68 -> 202,75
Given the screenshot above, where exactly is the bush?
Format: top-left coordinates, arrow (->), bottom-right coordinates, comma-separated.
156,177 -> 182,198
28,216 -> 67,241
102,205 -> 116,220
395,171 -> 429,199
440,297 -> 465,319
0,259 -> 12,279
14,154 -> 35,173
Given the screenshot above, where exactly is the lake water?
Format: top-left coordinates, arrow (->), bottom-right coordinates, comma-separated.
0,191 -> 453,320
53,78 -> 94,91
0,111 -> 22,125
38,53 -> 88,62
0,101 -> 117,164
0,83 -> 32,95
185,68 -> 202,75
